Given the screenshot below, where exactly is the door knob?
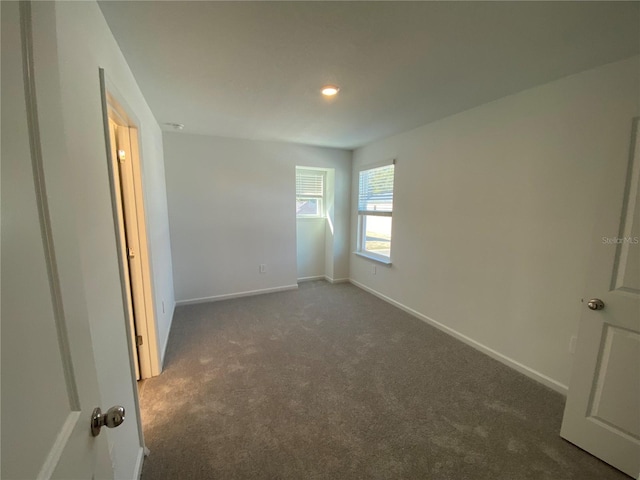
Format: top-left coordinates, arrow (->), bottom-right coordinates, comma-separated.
587,298 -> 605,311
91,405 -> 125,437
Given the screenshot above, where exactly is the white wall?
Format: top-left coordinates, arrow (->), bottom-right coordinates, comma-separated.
164,132 -> 351,303
297,218 -> 326,279
296,167 -> 349,282
139,123 -> 176,362
350,56 -> 640,392
325,167 -> 352,282
27,2 -> 175,477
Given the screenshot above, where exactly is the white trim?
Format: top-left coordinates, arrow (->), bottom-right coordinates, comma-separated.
101,74 -> 161,381
295,165 -> 332,172
176,284 -> 299,306
128,127 -> 161,378
298,275 -> 325,282
357,210 -> 392,217
298,276 -> 349,284
354,251 -> 392,265
133,446 -> 145,480
325,276 -> 349,284
349,279 -> 569,395
100,72 -> 148,462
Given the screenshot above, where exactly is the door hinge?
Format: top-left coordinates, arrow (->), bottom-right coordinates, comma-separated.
128,247 -> 135,259
136,335 -> 143,346
117,149 -> 126,162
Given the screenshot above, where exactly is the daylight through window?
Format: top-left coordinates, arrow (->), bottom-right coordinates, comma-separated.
296,168 -> 325,217
357,162 -> 395,262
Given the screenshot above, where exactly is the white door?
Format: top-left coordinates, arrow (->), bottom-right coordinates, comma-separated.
1,2 -> 116,478
561,119 -> 640,478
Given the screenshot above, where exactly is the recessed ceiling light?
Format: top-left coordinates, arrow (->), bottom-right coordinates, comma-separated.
164,122 -> 184,131
321,85 -> 340,96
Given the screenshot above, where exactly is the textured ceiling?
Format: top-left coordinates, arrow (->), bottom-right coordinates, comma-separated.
98,1 -> 639,149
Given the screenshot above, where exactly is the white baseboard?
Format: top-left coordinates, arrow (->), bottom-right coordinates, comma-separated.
297,275 -> 325,282
297,275 -> 350,284
325,276 -> 349,284
133,446 -> 144,480
176,284 -> 299,306
349,279 -> 568,395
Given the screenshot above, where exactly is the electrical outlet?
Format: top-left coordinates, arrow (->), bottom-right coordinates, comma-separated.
259,264 -> 266,273
371,264 -> 377,275
162,301 -> 165,314
569,335 -> 577,354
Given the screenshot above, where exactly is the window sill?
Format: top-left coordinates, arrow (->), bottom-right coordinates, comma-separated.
354,251 -> 392,265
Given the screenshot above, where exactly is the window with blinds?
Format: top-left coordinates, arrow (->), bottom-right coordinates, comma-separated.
357,162 -> 395,262
296,168 -> 325,217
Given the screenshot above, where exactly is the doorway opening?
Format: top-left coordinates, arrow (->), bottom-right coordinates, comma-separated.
104,87 -> 161,382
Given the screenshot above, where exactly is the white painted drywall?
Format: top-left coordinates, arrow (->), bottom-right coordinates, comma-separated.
57,2 -> 175,366
164,132 -> 351,303
27,2 -> 176,477
296,167 -> 344,281
138,122 -> 176,364
325,167 -> 352,282
98,2 -> 640,149
350,56 -> 640,391
296,218 -> 326,279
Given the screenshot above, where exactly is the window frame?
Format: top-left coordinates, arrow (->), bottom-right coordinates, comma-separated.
356,160 -> 395,264
296,168 -> 326,218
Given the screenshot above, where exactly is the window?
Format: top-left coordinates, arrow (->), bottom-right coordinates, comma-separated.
357,162 -> 395,263
296,168 -> 325,217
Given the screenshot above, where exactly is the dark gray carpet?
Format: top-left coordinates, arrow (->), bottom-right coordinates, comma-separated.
139,280 -> 627,479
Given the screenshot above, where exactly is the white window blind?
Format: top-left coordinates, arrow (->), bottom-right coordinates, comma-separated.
296,168 -> 325,217
358,163 -> 395,216
356,162 -> 395,263
296,171 -> 324,198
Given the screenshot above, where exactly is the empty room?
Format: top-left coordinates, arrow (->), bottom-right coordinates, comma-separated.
2,1 -> 639,479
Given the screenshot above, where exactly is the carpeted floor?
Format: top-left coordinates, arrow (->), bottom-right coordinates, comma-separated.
139,281 -> 627,479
